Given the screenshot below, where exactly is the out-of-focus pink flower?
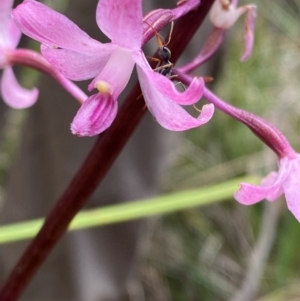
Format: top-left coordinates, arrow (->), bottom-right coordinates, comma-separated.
0,0 -> 38,109
210,0 -> 256,61
13,0 -> 212,136
178,0 -> 256,74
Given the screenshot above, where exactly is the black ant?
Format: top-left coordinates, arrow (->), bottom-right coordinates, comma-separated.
138,21 -> 185,105
144,21 -> 175,79
155,23 -> 174,78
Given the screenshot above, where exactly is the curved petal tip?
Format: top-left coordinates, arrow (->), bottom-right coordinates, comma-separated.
71,93 -> 118,137
240,5 -> 257,61
1,67 -> 38,109
234,182 -> 265,205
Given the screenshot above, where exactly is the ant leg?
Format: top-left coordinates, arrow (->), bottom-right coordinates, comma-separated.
169,77 -> 186,91
146,56 -> 160,63
193,104 -> 201,113
174,81 -> 186,91
136,93 -> 148,110
168,74 -> 178,80
146,56 -> 162,69
153,62 -> 173,72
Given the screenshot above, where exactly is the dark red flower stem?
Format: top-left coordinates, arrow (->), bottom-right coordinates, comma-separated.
0,1 -> 214,300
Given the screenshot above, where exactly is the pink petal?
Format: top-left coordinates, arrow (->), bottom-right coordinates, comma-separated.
283,157 -> 300,222
71,93 -> 118,137
0,0 -> 13,28
240,5 -> 257,61
142,0 -> 200,45
142,9 -> 173,41
7,19 -> 22,49
231,0 -> 240,6
143,0 -> 200,32
154,75 -> 204,105
1,66 -> 38,109
261,172 -> 284,201
0,1 -> 21,50
178,27 -> 225,74
234,158 -> 291,205
41,44 -> 115,81
171,0 -> 200,19
133,51 -> 204,105
135,53 -> 214,131
88,47 -> 135,98
0,52 -> 6,67
12,0 -> 103,52
96,0 -> 143,50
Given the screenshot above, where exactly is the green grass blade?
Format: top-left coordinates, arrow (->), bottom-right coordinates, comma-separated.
0,176 -> 260,244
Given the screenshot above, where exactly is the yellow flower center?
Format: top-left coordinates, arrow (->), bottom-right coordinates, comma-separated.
95,80 -> 112,95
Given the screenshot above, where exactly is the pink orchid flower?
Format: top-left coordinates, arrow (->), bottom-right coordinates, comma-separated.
0,0 -> 38,109
13,0 -> 214,137
202,86 -> 300,222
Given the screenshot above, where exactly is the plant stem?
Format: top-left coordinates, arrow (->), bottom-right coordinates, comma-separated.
0,1 -> 214,300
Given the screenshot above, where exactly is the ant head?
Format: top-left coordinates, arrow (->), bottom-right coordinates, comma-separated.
158,46 -> 171,61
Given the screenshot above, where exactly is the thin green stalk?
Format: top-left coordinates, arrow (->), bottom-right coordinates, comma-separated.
0,176 -> 260,244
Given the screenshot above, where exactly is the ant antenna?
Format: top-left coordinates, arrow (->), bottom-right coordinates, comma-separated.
143,20 -> 174,48
164,21 -> 174,47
